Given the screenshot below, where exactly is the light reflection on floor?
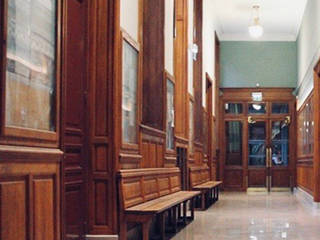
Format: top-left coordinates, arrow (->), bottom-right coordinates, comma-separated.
172,192 -> 320,240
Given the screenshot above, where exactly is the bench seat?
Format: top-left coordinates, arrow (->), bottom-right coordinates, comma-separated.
125,190 -> 200,214
190,166 -> 222,210
118,168 -> 201,240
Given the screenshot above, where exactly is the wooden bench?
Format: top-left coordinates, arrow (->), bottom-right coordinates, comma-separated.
190,165 -> 222,210
118,168 -> 200,240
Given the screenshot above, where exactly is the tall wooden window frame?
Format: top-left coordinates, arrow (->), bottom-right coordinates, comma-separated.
0,0 -> 61,147
120,30 -> 141,151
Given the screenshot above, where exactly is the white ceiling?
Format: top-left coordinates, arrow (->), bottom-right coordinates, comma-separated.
213,0 -> 308,41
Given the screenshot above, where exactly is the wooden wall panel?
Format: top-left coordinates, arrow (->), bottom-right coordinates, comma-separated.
61,0 -> 88,238
0,154 -> 61,240
224,169 -> 243,189
193,0 -> 203,143
33,177 -> 55,240
297,92 -> 314,194
142,0 -> 165,130
87,0 -> 116,234
297,165 -> 314,194
0,178 -> 27,240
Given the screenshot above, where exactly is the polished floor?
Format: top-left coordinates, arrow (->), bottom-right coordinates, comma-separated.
172,192 -> 320,240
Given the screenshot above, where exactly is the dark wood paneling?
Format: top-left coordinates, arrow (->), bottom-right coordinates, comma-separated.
0,154 -> 61,240
61,0 -> 88,238
0,178 -> 27,240
87,0 -> 116,234
272,169 -> 290,187
142,0 -> 165,130
224,169 -> 243,189
248,169 -> 266,187
297,165 -> 314,194
193,0 -> 203,143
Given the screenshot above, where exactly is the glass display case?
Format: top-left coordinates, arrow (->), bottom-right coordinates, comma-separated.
5,0 -> 57,131
122,40 -> 138,144
166,79 -> 175,149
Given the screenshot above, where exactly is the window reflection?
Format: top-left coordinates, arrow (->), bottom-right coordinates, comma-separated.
225,121 -> 242,166
6,0 -> 57,131
166,80 -> 174,149
271,121 -> 289,166
272,103 -> 289,114
249,122 -> 266,166
225,103 -> 243,114
122,40 -> 138,144
248,103 -> 266,114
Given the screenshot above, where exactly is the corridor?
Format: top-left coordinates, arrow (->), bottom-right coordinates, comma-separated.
173,192 -> 320,240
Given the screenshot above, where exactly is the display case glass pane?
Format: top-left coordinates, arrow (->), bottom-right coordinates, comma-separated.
122,41 -> 138,144
272,103 -> 289,114
248,103 -> 266,114
166,80 -> 174,149
248,122 -> 266,166
225,121 -> 242,166
225,103 -> 243,114
271,121 -> 289,167
5,0 -> 57,131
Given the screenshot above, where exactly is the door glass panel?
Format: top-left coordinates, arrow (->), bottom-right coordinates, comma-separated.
248,103 -> 266,114
225,103 -> 243,114
271,121 -> 289,166
249,122 -> 266,166
272,103 -> 289,114
225,121 -> 242,166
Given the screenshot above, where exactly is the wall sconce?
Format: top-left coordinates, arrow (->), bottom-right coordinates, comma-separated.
189,43 -> 199,61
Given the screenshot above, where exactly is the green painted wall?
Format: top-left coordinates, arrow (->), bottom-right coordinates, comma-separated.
220,41 -> 297,88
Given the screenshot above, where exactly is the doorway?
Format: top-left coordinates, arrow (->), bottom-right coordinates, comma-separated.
248,118 -> 290,192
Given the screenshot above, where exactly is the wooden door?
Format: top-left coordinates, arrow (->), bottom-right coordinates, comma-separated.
61,0 -> 88,239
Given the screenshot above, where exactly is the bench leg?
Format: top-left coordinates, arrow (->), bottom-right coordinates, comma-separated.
159,212 -> 166,240
172,206 -> 177,233
142,220 -> 152,240
190,197 -> 195,220
183,201 -> 187,225
217,186 -> 220,201
201,192 -> 206,210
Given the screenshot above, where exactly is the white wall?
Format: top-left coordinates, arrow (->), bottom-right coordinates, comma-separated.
120,0 -> 139,42
202,0 -> 218,114
297,0 -> 320,108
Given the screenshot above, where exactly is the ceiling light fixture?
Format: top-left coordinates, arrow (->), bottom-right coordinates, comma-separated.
249,5 -> 263,38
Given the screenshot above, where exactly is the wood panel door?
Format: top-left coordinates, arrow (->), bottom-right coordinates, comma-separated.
61,0 -> 88,239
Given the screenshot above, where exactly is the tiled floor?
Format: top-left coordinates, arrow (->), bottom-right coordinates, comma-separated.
172,192 -> 320,240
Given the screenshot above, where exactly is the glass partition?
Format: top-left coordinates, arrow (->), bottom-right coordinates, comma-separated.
248,121 -> 266,166
225,103 -> 243,114
122,40 -> 138,144
166,80 -> 174,149
225,121 -> 242,165
5,0 -> 57,131
272,103 -> 289,114
248,103 -> 266,114
271,121 -> 289,166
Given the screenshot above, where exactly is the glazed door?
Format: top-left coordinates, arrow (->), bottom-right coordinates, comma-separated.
247,119 -> 291,191
269,120 -> 291,190
248,121 -> 268,189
